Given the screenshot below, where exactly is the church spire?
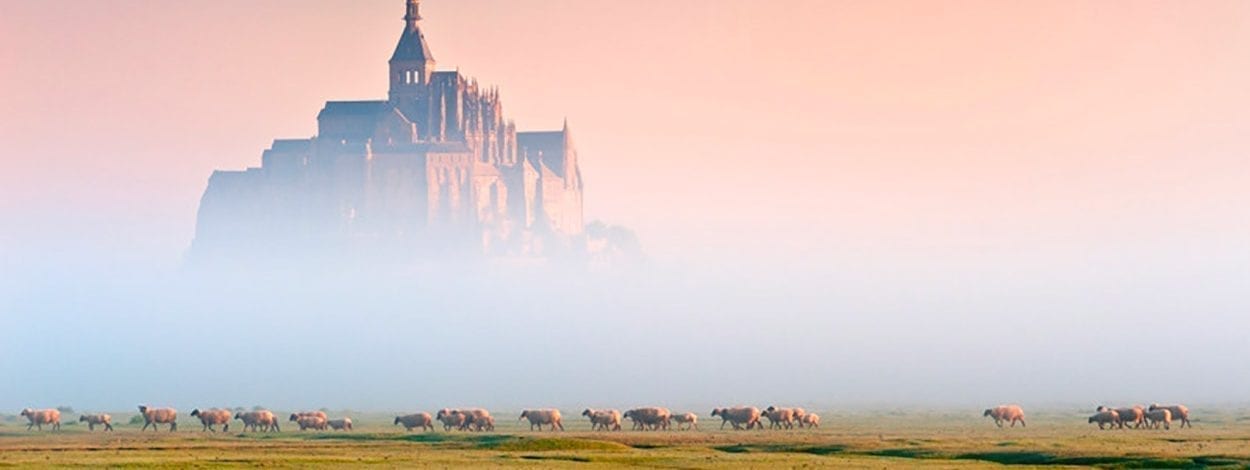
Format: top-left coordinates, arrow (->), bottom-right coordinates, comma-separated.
390,0 -> 435,98
404,0 -> 422,31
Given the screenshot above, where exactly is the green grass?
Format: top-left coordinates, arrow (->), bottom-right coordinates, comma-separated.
484,437 -> 630,452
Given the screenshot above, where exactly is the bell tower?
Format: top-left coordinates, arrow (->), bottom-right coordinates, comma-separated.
389,0 -> 435,105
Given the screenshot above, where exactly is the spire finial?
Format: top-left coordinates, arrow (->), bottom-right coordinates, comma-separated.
404,0 -> 422,30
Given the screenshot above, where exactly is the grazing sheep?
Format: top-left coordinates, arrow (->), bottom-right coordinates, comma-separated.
19,409 -> 60,432
1149,404 -> 1191,428
327,418 -> 352,431
1145,408 -> 1172,430
78,414 -> 113,432
190,409 -> 231,433
711,407 -> 762,431
982,405 -> 1026,428
395,413 -> 435,432
671,412 -> 698,431
581,409 -> 622,431
234,410 -> 280,433
1098,405 -> 1145,429
800,413 -> 820,428
763,406 -> 796,430
137,405 -> 177,432
623,407 -> 671,431
1088,410 -> 1120,430
519,409 -> 564,431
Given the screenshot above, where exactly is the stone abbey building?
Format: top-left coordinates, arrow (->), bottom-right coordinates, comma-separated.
192,0 -> 584,262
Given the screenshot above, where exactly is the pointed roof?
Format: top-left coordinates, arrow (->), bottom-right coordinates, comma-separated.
391,0 -> 434,63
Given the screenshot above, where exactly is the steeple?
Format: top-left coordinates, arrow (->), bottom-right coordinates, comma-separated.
390,0 -> 435,103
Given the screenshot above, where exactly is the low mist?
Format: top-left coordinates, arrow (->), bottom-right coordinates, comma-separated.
4,230 -> 1248,414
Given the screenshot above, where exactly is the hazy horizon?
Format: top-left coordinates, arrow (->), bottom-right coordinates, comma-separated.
3,0 -> 1250,412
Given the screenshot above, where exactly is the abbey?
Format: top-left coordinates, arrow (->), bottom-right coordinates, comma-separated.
192,0 -> 584,262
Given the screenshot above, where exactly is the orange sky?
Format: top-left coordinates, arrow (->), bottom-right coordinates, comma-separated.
2,0 -> 1249,264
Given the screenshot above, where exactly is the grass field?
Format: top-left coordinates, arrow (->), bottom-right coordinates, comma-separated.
2,408 -> 1249,468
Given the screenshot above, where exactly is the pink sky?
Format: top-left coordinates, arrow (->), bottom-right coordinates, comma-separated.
2,0 -> 1249,265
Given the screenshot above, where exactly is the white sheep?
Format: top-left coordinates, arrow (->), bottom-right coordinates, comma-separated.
1149,404 -> 1190,428
235,410 -> 280,432
1088,410 -> 1120,430
1098,405 -> 1144,429
395,413 -> 435,432
19,409 -> 61,432
711,407 -> 761,431
78,413 -> 113,432
1145,408 -> 1172,430
519,409 -> 564,431
763,406 -> 796,430
327,417 -> 352,431
190,409 -> 232,432
982,405 -> 1026,428
581,409 -> 622,431
138,405 -> 177,432
671,412 -> 698,431
623,407 -> 671,431
800,413 -> 820,428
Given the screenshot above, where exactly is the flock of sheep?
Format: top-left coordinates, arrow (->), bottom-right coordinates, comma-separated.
15,405 -> 820,433
17,403 -> 1193,433
980,403 -> 1193,431
17,407 -> 352,433
392,406 -> 818,433
1087,404 -> 1192,430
